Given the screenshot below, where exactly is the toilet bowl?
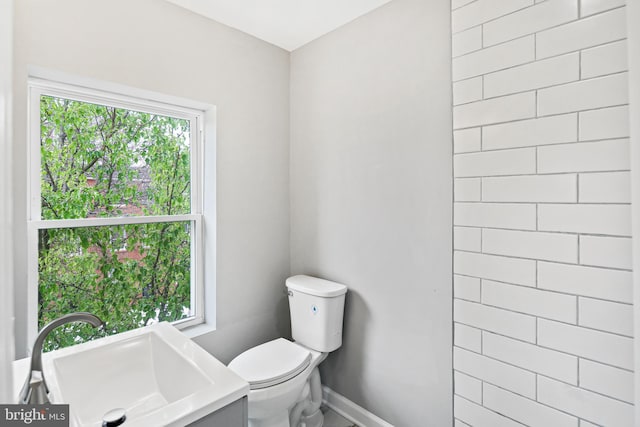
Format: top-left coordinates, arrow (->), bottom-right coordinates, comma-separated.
228,275 -> 347,427
229,338 -> 327,427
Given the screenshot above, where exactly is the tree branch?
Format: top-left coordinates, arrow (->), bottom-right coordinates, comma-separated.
41,195 -> 61,219
43,161 -> 59,193
81,156 -> 100,174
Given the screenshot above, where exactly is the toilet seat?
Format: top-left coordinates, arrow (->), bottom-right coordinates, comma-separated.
228,338 -> 311,390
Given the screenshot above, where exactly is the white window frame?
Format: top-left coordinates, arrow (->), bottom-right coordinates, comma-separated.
27,77 -> 206,344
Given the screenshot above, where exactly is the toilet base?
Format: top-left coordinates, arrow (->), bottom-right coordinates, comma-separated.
289,367 -> 325,427
299,409 -> 324,427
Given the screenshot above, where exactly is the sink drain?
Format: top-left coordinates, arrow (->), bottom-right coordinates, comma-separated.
102,408 -> 126,427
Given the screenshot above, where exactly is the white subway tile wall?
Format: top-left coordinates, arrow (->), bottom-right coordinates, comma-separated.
454,322 -> 482,353
482,331 -> 579,384
581,40 -> 628,78
452,27 -> 482,57
454,347 -> 537,398
451,1 -> 633,425
454,128 -> 482,153
454,371 -> 483,404
578,171 -> 631,203
579,105 -> 629,140
537,376 -> 634,426
578,359 -> 634,403
454,227 -> 482,251
454,274 -> 482,302
483,382 -> 578,427
453,77 -> 484,105
454,179 -> 482,202
482,112 -> 578,149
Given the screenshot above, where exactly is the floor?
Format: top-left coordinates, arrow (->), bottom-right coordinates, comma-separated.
321,406 -> 358,427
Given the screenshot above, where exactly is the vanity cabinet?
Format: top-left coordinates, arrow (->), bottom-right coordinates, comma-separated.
188,396 -> 248,426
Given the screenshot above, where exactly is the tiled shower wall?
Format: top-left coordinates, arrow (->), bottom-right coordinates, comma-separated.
451,0 -> 633,426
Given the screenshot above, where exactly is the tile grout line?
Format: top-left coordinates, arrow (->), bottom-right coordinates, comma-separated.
453,272 -> 634,303
453,102 -> 629,132
453,331 -> 635,376
455,298 -> 635,339
454,71 -> 629,108
454,342 -> 635,395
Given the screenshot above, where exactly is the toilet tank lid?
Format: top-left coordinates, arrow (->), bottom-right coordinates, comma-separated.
286,275 -> 347,297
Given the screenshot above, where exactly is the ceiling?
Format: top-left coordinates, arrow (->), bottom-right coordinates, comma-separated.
165,0 -> 393,51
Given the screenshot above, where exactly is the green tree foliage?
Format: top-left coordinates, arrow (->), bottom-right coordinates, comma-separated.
38,96 -> 192,351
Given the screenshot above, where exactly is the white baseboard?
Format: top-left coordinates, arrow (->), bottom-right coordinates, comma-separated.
322,386 -> 394,427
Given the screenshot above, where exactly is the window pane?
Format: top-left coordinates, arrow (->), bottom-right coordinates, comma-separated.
40,95 -> 191,219
38,222 -> 192,352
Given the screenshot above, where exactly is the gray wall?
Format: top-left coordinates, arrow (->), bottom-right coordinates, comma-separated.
289,0 -> 453,425
13,0 -> 291,362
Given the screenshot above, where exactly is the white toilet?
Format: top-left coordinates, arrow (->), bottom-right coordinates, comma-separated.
228,275 -> 347,427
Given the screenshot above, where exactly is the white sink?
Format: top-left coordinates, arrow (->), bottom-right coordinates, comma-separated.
13,322 -> 249,427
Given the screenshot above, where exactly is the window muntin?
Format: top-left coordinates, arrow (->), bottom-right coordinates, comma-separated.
29,81 -> 204,351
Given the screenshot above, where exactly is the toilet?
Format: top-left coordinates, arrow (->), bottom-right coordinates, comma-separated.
228,275 -> 347,427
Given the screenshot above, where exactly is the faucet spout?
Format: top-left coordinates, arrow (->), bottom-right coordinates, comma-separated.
19,312 -> 104,404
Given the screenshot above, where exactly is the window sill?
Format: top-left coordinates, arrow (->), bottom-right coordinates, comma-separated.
180,321 -> 217,340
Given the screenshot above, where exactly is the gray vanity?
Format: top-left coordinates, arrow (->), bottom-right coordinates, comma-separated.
189,397 -> 248,426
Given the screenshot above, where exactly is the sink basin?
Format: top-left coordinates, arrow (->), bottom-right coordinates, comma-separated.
14,322 -> 249,427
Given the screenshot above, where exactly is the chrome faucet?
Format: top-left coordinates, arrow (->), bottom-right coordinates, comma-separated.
19,312 -> 104,404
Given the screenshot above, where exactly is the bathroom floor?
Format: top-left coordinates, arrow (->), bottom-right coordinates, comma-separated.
321,406 -> 358,427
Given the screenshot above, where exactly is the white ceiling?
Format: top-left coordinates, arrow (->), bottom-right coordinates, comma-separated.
165,0 -> 393,51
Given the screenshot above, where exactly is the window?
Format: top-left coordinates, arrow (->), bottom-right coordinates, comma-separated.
28,79 -> 204,351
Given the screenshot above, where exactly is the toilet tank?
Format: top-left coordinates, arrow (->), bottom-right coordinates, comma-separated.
286,275 -> 347,352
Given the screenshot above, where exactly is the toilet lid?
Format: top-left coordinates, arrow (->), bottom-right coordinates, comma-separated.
228,338 -> 311,390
